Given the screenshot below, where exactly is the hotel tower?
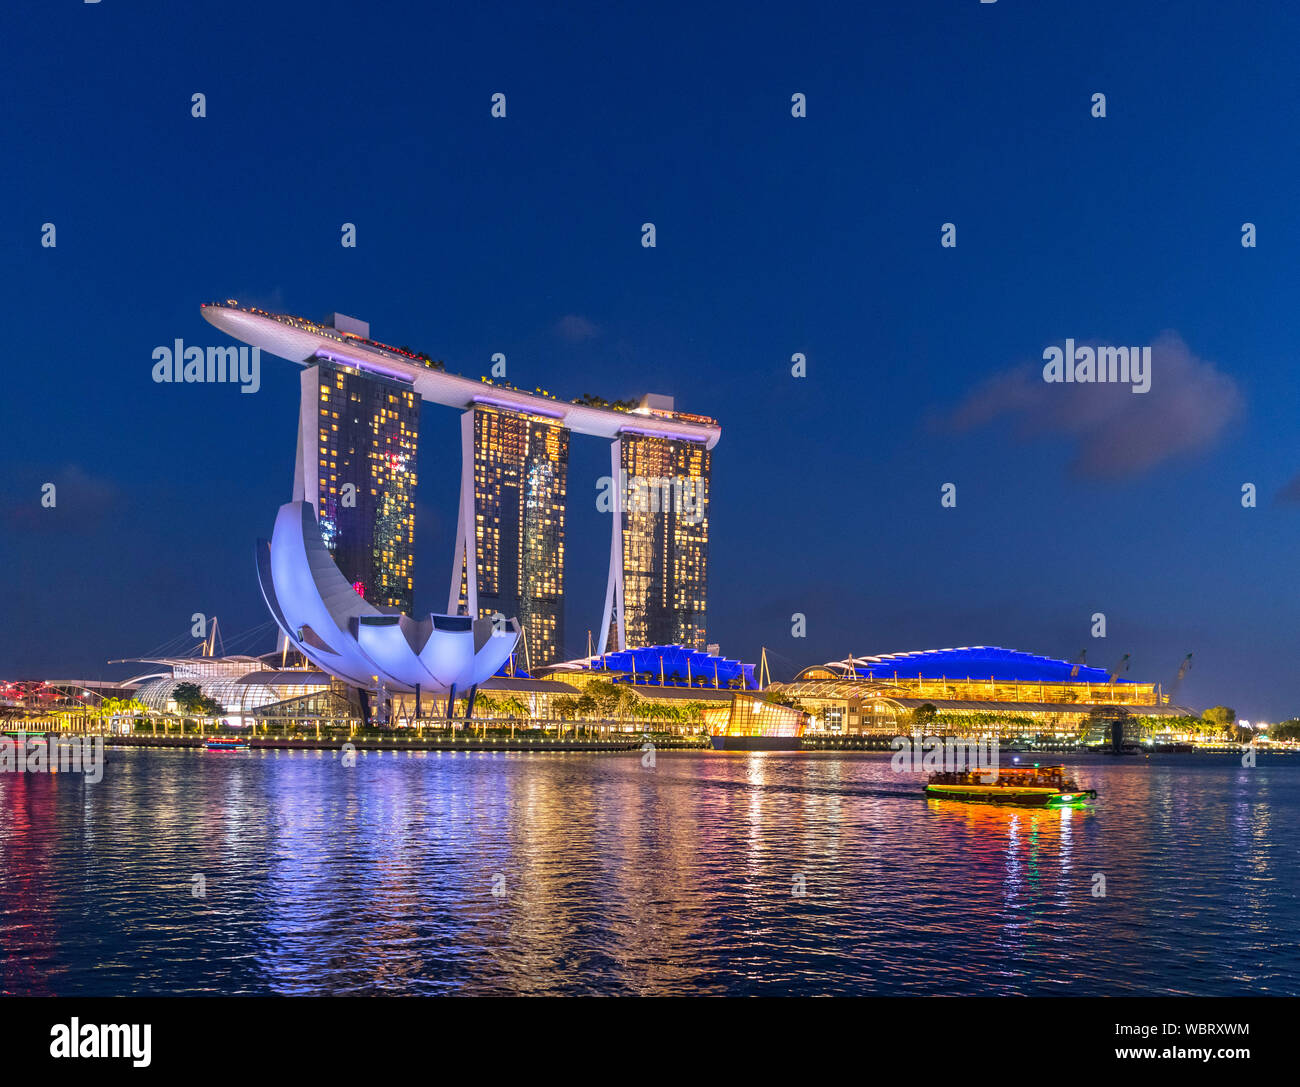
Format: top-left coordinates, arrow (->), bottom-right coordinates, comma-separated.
202,303 -> 719,664
454,404 -> 569,668
292,316 -> 419,613
614,432 -> 710,650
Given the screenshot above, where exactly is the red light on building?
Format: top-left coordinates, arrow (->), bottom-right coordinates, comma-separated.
353,581 -> 366,598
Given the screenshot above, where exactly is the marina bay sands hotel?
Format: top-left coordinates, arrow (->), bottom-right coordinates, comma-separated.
201,303 -> 720,668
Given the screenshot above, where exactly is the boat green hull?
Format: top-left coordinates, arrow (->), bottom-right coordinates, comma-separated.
925,784 -> 1095,808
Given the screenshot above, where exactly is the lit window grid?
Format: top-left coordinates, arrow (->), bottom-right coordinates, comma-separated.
460,405 -> 569,665
312,362 -> 419,611
616,435 -> 710,650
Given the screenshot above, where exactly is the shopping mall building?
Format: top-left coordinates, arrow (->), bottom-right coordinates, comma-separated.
773,646 -> 1194,738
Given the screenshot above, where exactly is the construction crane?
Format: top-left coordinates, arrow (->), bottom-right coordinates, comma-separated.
1109,653 -> 1131,684
1070,649 -> 1087,678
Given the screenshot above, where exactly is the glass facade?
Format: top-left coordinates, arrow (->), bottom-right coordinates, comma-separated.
462,405 -> 569,667
311,359 -> 419,613
618,434 -> 710,650
783,648 -> 1170,734
709,694 -> 806,738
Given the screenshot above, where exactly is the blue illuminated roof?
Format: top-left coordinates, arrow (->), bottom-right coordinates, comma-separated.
838,646 -> 1120,684
568,644 -> 758,689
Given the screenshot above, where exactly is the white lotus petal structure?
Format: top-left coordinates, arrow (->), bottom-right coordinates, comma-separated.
256,501 -> 520,693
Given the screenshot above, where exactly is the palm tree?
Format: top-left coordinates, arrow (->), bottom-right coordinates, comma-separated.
501,695 -> 530,718
497,694 -> 530,738
616,685 -> 640,728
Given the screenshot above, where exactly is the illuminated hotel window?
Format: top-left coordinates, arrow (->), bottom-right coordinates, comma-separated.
613,435 -> 711,651
459,404 -> 569,666
305,358 -> 420,613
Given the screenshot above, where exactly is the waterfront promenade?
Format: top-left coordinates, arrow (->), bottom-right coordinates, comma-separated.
3,721 -> 1266,756
98,733 -> 707,753
2,716 -> 710,753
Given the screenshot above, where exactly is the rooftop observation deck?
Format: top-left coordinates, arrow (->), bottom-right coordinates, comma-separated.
200,302 -> 721,448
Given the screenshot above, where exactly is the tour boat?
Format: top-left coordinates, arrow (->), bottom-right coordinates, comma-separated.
203,736 -> 249,751
924,764 -> 1096,807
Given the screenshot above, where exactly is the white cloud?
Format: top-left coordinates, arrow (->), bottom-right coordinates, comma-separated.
554,314 -> 600,342
937,332 -> 1244,479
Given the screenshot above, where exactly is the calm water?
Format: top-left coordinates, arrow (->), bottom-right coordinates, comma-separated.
1,747 -> 1297,996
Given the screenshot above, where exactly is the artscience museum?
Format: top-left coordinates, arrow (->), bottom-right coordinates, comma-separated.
256,500 -> 521,707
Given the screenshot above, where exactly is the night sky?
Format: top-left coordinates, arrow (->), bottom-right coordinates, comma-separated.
4,3 -> 1298,719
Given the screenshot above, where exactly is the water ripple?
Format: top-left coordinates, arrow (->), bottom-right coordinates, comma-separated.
1,748 -> 1297,995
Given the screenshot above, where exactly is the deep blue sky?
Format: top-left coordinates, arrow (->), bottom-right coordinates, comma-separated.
4,2 -> 1298,719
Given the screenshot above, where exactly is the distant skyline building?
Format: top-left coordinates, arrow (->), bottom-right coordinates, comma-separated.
454,404 -> 569,668
293,319 -> 419,612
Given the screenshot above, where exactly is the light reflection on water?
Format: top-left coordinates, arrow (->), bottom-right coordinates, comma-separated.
1,748 -> 1297,995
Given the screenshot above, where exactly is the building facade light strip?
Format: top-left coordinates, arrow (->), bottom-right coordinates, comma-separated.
616,425 -> 711,444
470,395 -> 567,421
